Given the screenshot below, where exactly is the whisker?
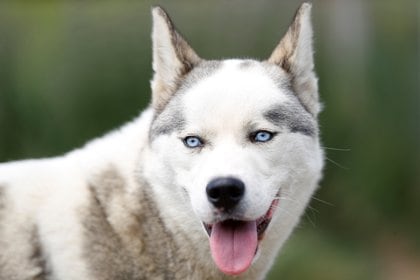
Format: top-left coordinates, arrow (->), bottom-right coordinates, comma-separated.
323,146 -> 351,152
277,196 -> 303,207
326,156 -> 349,170
304,210 -> 316,228
307,205 -> 319,214
311,196 -> 334,207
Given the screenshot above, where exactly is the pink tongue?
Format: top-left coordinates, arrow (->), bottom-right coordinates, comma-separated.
209,220 -> 258,275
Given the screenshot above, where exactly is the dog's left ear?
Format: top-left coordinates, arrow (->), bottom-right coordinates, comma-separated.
268,3 -> 320,116
151,6 -> 201,112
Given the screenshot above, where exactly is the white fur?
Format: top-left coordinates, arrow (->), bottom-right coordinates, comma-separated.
175,60 -> 294,222
144,60 -> 324,263
0,3 -> 323,279
0,110 -> 153,279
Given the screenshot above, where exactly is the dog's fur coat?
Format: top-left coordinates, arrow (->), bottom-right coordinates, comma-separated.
0,3 -> 323,279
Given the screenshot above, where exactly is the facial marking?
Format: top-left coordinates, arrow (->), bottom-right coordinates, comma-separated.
264,103 -> 317,137
150,101 -> 185,139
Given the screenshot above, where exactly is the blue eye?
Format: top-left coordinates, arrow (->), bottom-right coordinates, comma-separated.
183,136 -> 204,148
252,131 -> 274,143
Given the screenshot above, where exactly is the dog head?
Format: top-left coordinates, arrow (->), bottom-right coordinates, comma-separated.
145,3 -> 323,276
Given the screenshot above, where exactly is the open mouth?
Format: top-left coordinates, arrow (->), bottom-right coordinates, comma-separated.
203,198 -> 279,276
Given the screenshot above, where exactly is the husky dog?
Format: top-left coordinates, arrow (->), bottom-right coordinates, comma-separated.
0,3 -> 323,279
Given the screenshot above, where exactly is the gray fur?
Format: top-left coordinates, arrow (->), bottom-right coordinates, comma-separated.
261,62 -> 319,118
83,168 -> 228,279
88,166 -> 126,205
264,102 -> 317,137
238,60 -> 256,69
150,101 -> 185,140
0,215 -> 47,279
82,185 -> 137,280
29,227 -> 50,280
261,62 -> 293,94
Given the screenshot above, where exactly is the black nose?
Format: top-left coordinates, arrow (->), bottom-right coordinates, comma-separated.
206,177 -> 245,211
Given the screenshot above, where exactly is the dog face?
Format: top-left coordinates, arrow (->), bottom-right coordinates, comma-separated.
145,3 -> 323,276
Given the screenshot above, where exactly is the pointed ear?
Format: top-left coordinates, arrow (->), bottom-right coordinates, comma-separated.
151,6 -> 201,112
268,3 -> 320,116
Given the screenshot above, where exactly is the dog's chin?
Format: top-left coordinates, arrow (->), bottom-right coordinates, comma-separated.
202,198 -> 279,276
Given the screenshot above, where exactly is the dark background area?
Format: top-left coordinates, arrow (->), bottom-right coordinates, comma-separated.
0,0 -> 419,279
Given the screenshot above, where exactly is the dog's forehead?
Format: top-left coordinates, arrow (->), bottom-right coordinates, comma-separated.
181,59 -> 292,117
149,59 -> 299,139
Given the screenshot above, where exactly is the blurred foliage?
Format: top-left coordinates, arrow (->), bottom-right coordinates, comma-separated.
0,0 -> 419,279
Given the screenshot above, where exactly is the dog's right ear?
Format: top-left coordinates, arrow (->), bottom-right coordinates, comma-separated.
151,6 -> 201,112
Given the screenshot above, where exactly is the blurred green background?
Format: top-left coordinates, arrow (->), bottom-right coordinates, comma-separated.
0,0 -> 419,279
